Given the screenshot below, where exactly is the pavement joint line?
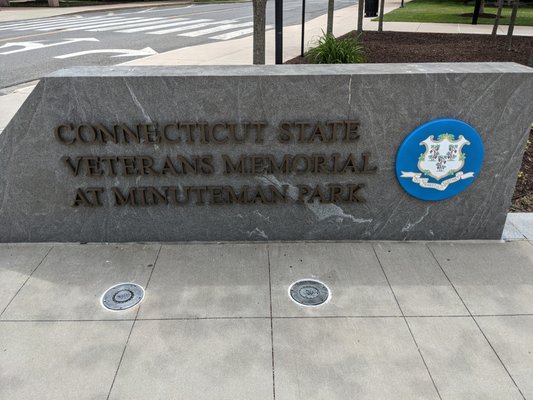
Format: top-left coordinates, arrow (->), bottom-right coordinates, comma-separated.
136,316 -> 271,320
271,315 -> 417,318
0,319 -> 137,322
266,244 -> 276,400
425,243 -> 527,400
0,246 -> 53,318
105,244 -> 163,400
3,314 -> 533,323
371,244 -> 443,400
473,314 -> 533,318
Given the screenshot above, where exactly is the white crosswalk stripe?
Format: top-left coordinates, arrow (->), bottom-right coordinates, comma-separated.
180,22 -> 253,37
0,14 -> 257,41
210,26 -> 270,41
0,17 -> 90,31
37,17 -> 134,31
11,16 -> 128,31
88,17 -> 182,32
9,15 -> 110,29
147,20 -> 235,35
62,17 -> 160,31
0,17 -> 74,30
117,18 -> 204,33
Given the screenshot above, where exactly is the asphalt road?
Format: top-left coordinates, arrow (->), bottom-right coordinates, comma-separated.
0,0 -> 355,88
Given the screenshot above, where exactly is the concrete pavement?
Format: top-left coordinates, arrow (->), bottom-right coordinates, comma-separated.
1,240 -> 533,399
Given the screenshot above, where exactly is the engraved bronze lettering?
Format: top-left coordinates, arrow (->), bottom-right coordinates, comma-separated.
210,123 -> 229,144
76,124 -> 97,144
252,122 -> 267,144
343,121 -> 360,142
347,183 -> 365,203
112,187 -> 137,206
297,185 -> 311,203
362,152 -> 377,173
72,187 -> 104,207
62,156 -> 81,176
55,124 -> 75,145
95,124 -> 118,144
162,123 -> 180,143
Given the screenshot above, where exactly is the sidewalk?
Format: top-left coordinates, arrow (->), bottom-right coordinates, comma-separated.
1,239 -> 533,399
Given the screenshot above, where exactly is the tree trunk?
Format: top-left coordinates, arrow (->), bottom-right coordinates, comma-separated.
492,0 -> 504,36
48,0 -> 60,6
378,0 -> 385,31
506,0 -> 519,51
252,0 -> 267,64
0,0 -> 10,7
357,0 -> 364,34
479,0 -> 485,14
327,0 -> 334,34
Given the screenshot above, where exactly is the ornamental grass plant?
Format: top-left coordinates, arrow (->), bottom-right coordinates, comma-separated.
306,32 -> 365,64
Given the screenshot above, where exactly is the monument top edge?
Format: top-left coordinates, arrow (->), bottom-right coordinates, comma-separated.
46,62 -> 532,79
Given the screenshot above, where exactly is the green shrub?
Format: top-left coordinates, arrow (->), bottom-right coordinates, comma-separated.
306,32 -> 365,64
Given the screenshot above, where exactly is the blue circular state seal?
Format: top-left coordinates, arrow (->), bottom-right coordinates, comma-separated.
395,119 -> 484,201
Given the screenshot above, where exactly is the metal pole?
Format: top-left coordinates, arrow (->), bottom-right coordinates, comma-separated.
301,0 -> 306,57
275,0 -> 283,64
472,0 -> 482,24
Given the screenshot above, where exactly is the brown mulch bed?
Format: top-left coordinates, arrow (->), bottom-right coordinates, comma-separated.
287,31 -> 533,211
286,31 -> 533,65
512,129 -> 533,212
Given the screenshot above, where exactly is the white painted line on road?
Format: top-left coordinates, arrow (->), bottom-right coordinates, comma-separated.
209,27 -> 254,40
149,5 -> 194,12
180,22 -> 253,37
55,47 -> 157,59
32,17 -> 131,31
62,17 -> 160,31
31,16 -> 134,30
0,17 -> 77,31
87,17 -> 174,32
0,38 -> 99,55
117,18 -> 202,33
5,15 -> 108,30
209,26 -> 271,41
0,17 -> 73,30
148,20 -> 234,35
135,7 -> 155,13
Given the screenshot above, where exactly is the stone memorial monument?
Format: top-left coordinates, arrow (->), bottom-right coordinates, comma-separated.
0,63 -> 531,242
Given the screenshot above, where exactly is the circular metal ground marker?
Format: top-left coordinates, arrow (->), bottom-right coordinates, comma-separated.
101,283 -> 144,311
289,280 -> 330,306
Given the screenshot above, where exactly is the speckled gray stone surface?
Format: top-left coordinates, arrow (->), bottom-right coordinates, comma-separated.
0,64 -> 532,242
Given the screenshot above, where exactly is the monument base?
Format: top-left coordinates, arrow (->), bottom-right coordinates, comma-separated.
0,64 -> 531,242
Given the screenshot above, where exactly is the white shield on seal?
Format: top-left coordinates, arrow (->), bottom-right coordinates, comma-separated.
418,134 -> 470,180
